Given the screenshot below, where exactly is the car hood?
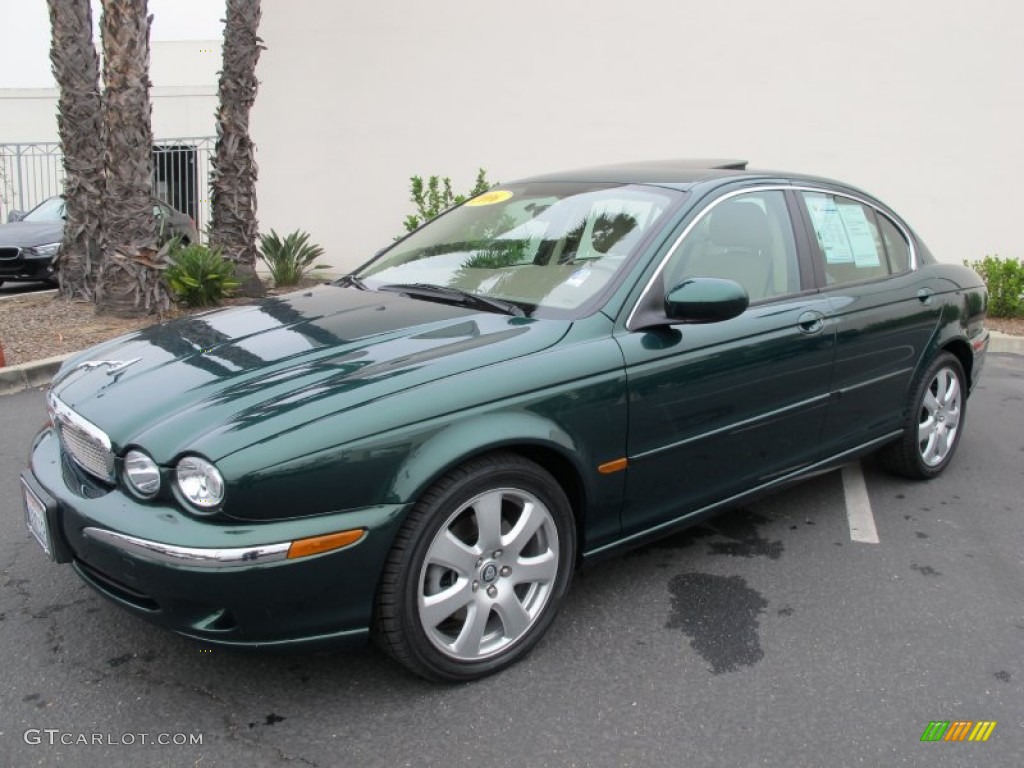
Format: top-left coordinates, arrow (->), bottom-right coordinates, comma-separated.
0,221 -> 62,247
50,285 -> 571,462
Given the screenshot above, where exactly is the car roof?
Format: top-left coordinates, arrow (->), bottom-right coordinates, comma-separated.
517,159 -> 851,192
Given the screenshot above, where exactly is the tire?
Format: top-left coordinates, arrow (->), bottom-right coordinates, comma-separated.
374,452 -> 576,682
879,352 -> 966,479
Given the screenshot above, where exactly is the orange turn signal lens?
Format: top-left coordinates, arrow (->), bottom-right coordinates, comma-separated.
597,457 -> 628,474
287,529 -> 365,559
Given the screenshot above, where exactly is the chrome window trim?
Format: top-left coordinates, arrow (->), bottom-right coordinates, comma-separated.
83,527 -> 291,569
791,185 -> 918,273
625,184 -> 791,330
625,183 -> 918,330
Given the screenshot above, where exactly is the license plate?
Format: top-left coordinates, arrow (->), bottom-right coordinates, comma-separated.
22,478 -> 53,559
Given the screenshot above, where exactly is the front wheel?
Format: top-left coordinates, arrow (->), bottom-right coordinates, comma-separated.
879,352 -> 966,479
374,453 -> 576,681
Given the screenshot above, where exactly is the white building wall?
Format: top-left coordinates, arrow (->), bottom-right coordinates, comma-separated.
252,0 -> 1024,270
0,40 -> 221,143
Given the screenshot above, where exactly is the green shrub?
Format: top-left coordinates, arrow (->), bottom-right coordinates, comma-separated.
966,255 -> 1024,317
258,229 -> 329,287
401,168 -> 492,234
164,243 -> 239,307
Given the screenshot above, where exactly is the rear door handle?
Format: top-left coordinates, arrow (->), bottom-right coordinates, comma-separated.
797,310 -> 825,334
917,287 -> 935,304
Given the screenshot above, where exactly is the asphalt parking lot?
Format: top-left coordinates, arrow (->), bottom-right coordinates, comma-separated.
1,353 -> 1021,767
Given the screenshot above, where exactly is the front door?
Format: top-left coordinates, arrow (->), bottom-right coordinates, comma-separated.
615,188 -> 835,538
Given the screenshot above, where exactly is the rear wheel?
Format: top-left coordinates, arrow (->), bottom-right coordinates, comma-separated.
879,352 -> 966,479
374,453 -> 575,681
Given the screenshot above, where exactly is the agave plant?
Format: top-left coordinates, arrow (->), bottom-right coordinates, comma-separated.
258,229 -> 329,287
164,243 -> 240,307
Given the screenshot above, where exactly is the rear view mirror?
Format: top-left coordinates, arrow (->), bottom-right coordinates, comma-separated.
7,210 -> 26,223
664,277 -> 748,324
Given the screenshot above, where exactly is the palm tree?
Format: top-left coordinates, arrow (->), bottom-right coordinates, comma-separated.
209,0 -> 265,298
47,0 -> 105,300
95,0 -> 171,316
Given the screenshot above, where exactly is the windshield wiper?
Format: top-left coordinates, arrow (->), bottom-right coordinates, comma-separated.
336,274 -> 368,290
377,282 -> 526,317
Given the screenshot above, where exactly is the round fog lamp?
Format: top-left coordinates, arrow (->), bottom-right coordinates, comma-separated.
124,449 -> 161,498
176,456 -> 225,509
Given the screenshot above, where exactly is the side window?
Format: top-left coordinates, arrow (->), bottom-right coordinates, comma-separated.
801,192 -> 889,284
877,214 -> 911,273
662,190 -> 799,302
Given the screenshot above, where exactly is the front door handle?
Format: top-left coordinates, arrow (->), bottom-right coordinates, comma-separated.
917,287 -> 935,304
797,310 -> 825,335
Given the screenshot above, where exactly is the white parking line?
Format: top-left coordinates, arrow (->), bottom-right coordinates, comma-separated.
842,462 -> 879,543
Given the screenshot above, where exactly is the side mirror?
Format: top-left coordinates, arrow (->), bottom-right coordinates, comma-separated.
7,210 -> 26,223
664,277 -> 748,324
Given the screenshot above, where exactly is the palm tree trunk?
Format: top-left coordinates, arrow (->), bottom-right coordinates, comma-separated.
209,0 -> 266,298
47,0 -> 104,301
95,0 -> 170,317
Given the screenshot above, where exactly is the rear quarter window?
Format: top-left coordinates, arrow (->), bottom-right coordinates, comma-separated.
877,213 -> 912,273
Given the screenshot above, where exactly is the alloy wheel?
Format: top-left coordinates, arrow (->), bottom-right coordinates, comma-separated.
417,487 -> 559,661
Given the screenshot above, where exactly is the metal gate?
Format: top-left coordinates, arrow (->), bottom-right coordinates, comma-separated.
0,137 -> 215,240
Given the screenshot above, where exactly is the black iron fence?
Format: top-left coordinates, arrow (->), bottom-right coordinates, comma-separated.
0,137 -> 215,240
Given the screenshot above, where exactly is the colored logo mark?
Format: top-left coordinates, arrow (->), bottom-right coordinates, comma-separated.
920,721 -> 997,742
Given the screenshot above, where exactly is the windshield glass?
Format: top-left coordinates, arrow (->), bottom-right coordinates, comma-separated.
359,182 -> 681,316
23,197 -> 65,222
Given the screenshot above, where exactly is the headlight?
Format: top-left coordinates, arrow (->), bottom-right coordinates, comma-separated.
30,242 -> 61,259
123,449 -> 161,498
176,456 -> 225,509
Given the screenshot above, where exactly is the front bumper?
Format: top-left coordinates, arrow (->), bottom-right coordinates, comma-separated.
0,250 -> 55,281
26,427 -> 407,649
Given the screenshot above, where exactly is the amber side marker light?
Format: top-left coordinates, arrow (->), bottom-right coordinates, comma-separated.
598,458 -> 628,475
287,529 -> 366,559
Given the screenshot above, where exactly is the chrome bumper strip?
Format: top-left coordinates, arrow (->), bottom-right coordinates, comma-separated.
83,527 -> 290,569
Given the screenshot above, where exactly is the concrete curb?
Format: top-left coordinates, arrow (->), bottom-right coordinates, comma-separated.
0,288 -> 58,302
0,332 -> 1021,398
0,354 -> 73,396
989,330 -> 1024,355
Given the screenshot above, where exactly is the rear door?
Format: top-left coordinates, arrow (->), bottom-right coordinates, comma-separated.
794,188 -> 942,455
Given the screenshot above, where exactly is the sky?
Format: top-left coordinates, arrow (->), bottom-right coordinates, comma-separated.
0,0 -> 225,88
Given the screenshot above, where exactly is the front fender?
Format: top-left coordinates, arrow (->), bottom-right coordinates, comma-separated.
390,411 -> 586,502
389,408 -> 625,553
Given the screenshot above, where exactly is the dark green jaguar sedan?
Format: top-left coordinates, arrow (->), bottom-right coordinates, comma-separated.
22,160 -> 989,681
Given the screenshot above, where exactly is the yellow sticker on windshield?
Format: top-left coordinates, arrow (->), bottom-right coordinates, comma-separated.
466,190 -> 513,207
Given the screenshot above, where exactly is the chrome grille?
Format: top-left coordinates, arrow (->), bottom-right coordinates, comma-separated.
48,393 -> 115,483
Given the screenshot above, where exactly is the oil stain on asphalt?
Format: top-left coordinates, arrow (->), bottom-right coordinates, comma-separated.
704,511 -> 784,560
628,508 -> 783,560
666,572 -> 768,674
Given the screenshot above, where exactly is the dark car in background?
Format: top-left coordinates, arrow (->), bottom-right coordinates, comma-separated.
21,160 -> 989,681
0,196 -> 197,287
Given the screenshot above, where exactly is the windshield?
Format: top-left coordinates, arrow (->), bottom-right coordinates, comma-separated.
358,182 -> 681,317
24,197 -> 65,222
